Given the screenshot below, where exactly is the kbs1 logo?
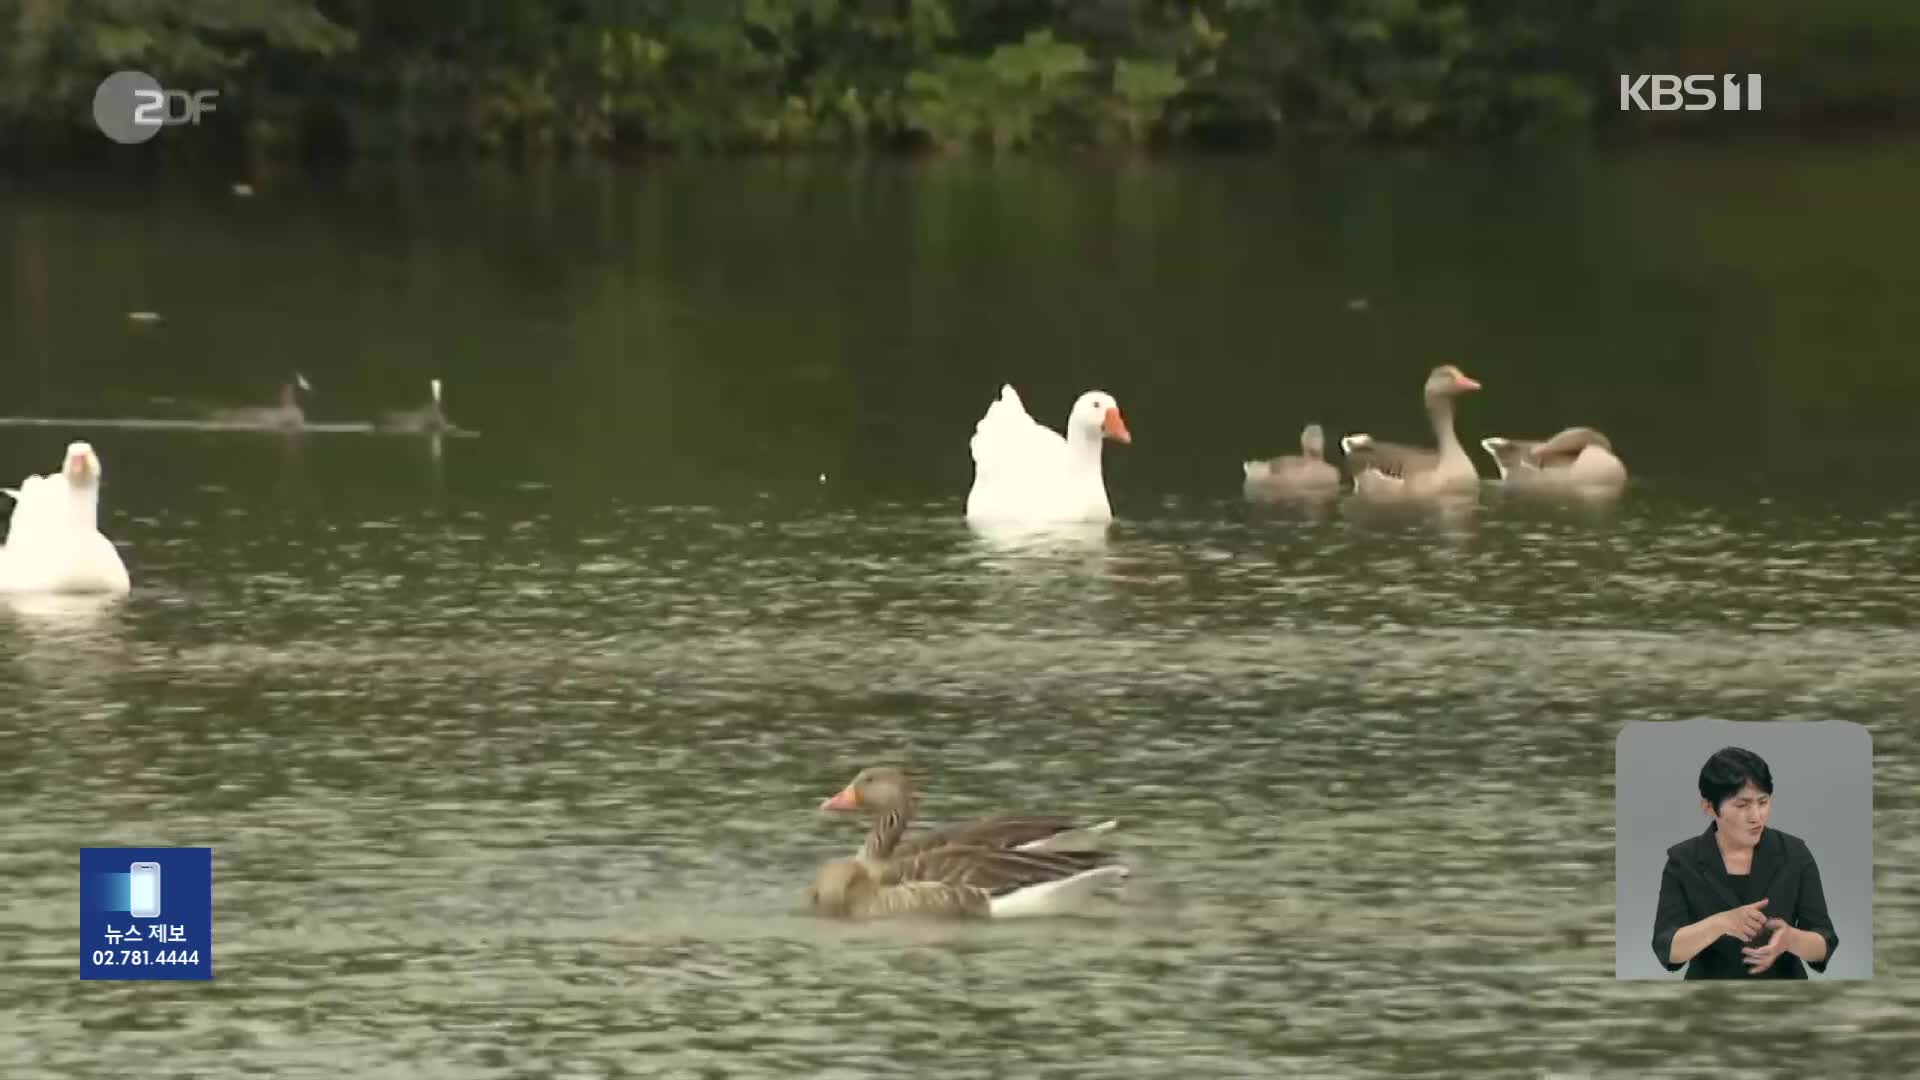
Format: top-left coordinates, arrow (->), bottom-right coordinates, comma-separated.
1619,74 -> 1763,112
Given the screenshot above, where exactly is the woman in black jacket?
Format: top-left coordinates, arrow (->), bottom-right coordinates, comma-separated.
1651,746 -> 1840,979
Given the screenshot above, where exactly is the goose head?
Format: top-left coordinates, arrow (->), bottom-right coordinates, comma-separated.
1069,391 -> 1131,445
1422,364 -> 1481,402
1428,361 -> 1482,399
820,766 -> 918,814
430,378 -> 443,405
62,442 -> 101,487
1300,423 -> 1326,459
281,374 -> 313,408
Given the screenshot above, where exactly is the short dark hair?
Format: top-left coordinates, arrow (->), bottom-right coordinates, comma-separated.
1698,746 -> 1774,811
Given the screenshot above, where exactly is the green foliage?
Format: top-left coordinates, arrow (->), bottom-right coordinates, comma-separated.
1111,57 -> 1186,144
904,30 -> 1093,151
1,0 -> 1916,159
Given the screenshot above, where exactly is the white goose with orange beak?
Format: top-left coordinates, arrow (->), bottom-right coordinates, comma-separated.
965,386 -> 1132,524
0,441 -> 131,595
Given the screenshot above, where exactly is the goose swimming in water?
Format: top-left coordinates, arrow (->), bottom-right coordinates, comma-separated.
0,441 -> 131,595
819,766 -> 1119,869
965,385 -> 1132,525
1341,365 -> 1483,498
807,847 -> 1128,920
209,373 -> 310,430
1243,423 -> 1341,500
377,378 -> 456,434
1481,427 -> 1628,494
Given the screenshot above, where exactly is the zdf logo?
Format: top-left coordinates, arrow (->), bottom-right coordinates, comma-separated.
1619,74 -> 1762,112
92,70 -> 220,144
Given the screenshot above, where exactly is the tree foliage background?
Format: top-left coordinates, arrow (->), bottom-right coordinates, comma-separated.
3,0 -> 1916,159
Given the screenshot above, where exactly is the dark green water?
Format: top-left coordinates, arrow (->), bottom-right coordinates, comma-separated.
3,141 -> 1918,1078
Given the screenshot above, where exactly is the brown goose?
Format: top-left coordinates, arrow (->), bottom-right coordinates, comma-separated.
1242,423 -> 1341,499
807,844 -> 1128,920
209,373 -> 310,431
819,767 -> 1117,866
1340,365 -> 1483,497
377,379 -> 455,434
1481,427 -> 1627,492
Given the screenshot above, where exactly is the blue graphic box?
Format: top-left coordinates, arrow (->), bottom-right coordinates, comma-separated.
79,847 -> 212,981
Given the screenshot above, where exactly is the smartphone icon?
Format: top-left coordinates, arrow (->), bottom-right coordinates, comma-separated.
128,862 -> 161,919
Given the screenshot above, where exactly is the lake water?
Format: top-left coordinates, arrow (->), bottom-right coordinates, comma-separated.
3,141 -> 1918,1078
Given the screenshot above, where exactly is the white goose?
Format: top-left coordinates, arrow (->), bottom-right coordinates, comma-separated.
0,442 -> 131,595
965,385 -> 1131,524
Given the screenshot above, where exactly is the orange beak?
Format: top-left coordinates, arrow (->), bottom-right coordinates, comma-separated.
1454,372 -> 1482,392
820,786 -> 861,812
66,454 -> 92,479
1102,407 -> 1132,444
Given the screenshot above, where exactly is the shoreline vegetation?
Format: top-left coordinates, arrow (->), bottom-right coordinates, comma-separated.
3,1 -> 1918,164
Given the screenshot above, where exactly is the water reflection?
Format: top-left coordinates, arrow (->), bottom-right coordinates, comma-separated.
1338,488 -> 1484,541
965,518 -> 1112,559
1242,484 -> 1341,523
1484,479 -> 1629,517
0,591 -> 129,698
5,145 -> 1920,1077
1,588 -> 126,630
2,492 -> 1917,1079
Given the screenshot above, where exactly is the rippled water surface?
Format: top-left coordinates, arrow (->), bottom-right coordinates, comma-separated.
3,146 -> 1919,1078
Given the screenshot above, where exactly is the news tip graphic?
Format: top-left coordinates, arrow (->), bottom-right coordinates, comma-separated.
80,847 -> 212,981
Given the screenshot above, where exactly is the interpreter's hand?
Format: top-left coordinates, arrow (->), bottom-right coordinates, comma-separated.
1718,897 -> 1770,942
1743,918 -> 1792,974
